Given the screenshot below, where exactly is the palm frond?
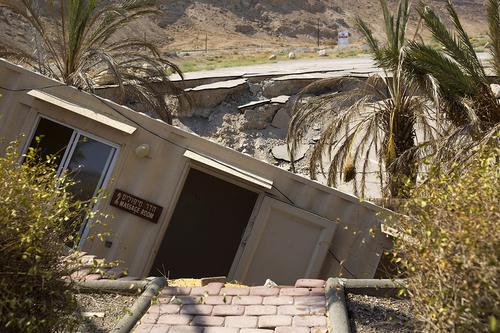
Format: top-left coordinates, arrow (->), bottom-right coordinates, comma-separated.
417,1 -> 485,81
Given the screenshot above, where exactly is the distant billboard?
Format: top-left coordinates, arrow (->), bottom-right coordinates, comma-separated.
338,31 -> 350,46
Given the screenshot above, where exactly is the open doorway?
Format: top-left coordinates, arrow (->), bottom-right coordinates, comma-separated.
150,168 -> 258,278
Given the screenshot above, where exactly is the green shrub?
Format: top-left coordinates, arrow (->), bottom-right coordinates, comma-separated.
392,140 -> 499,332
0,143 -> 100,332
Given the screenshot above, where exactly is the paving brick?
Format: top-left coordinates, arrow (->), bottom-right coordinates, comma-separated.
133,323 -> 154,332
262,296 -> 293,305
191,315 -> 225,327
308,288 -> 325,296
161,287 -> 192,296
204,295 -> 232,305
203,328 -> 239,333
158,297 -> 173,304
213,305 -> 245,316
180,304 -> 213,315
279,288 -> 310,296
141,312 -> 161,324
190,283 -> 224,296
275,327 -> 309,333
225,316 -> 258,328
149,325 -> 170,333
232,296 -> 263,305
240,329 -> 274,333
310,327 -> 328,333
308,304 -> 326,315
292,316 -> 327,327
244,305 -> 277,316
201,277 -> 226,286
169,326 -> 203,333
157,314 -> 193,325
277,305 -> 309,316
258,315 -> 292,328
294,296 -> 325,307
221,287 -> 250,296
294,279 -> 325,288
148,303 -> 181,315
249,287 -> 280,296
171,296 -> 202,305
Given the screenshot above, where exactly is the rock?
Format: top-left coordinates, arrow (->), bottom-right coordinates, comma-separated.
243,104 -> 280,129
288,52 -> 296,59
182,79 -> 249,117
271,143 -> 309,162
318,49 -> 327,56
270,95 -> 290,104
238,99 -> 271,111
262,79 -> 313,98
491,84 -> 500,98
271,108 -> 291,129
268,54 -> 277,60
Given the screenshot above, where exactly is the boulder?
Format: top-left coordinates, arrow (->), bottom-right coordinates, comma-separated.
268,54 -> 277,60
243,104 -> 280,130
182,79 -> 249,117
288,52 -> 296,59
271,108 -> 291,129
262,79 -> 314,98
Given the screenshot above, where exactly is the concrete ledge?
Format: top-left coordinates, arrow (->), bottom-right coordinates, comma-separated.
325,278 -> 407,333
75,279 -> 149,293
112,277 -> 166,333
326,277 -> 350,333
75,277 -> 167,333
343,279 -> 406,298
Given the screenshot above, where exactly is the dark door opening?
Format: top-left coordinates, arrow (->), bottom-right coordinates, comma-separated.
150,168 -> 258,278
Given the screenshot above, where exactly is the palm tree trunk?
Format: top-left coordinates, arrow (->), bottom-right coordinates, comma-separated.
387,112 -> 417,198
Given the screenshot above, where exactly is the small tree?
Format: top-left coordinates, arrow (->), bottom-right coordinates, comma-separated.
0,143 -> 102,332
405,0 -> 500,166
0,0 -> 185,123
287,0 -> 435,198
392,136 -> 499,332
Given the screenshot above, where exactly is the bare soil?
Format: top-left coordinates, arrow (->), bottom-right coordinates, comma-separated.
75,292 -> 137,333
347,294 -> 415,333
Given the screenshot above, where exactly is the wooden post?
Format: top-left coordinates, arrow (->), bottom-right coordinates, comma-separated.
317,19 -> 320,48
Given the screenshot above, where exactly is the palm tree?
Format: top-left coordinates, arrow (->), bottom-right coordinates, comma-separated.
287,0 -> 435,198
404,0 -> 500,163
0,0 -> 184,124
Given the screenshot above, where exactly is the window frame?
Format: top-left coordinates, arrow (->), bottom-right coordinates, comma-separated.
23,115 -> 120,247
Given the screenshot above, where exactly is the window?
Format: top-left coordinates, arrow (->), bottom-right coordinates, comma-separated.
25,117 -> 118,246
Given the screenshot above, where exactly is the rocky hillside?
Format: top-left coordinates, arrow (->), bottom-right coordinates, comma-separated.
0,0 -> 489,53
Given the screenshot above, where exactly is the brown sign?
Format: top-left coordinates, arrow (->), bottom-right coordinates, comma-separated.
110,189 -> 163,223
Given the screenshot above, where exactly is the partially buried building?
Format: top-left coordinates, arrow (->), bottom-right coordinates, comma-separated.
0,58 -> 392,284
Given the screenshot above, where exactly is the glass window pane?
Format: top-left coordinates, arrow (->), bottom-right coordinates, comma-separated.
65,135 -> 116,203
26,118 -> 74,167
64,135 -> 116,245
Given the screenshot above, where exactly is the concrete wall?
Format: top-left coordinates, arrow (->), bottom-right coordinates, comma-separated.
0,59 -> 392,284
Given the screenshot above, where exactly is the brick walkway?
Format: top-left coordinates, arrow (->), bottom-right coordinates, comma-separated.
134,279 -> 329,333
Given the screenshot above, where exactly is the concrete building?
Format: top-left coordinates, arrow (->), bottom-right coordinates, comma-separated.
0,59 -> 391,284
